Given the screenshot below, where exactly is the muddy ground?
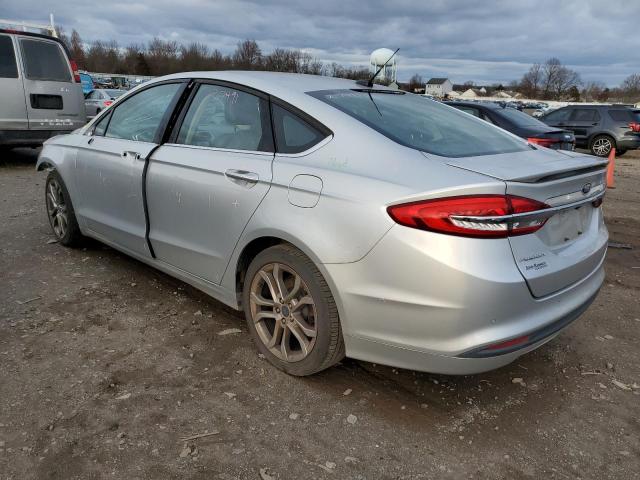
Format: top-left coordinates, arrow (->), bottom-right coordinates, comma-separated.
1,147 -> 638,480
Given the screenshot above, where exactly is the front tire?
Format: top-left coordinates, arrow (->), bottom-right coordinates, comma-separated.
45,170 -> 84,247
590,135 -> 615,157
242,244 -> 345,376
615,149 -> 627,157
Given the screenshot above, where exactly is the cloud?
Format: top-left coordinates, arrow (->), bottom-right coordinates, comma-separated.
4,0 -> 638,85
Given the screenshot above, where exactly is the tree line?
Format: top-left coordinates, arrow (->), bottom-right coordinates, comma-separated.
57,29 -> 640,102
514,57 -> 639,103
59,29 -> 370,81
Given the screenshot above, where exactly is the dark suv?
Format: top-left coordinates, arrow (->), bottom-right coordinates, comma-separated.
540,105 -> 640,157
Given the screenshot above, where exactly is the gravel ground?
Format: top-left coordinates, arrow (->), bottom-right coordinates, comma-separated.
1,147 -> 639,480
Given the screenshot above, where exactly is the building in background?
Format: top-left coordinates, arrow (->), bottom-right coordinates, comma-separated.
424,78 -> 453,97
369,48 -> 397,83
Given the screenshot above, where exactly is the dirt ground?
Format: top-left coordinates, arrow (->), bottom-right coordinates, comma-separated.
1,147 -> 638,480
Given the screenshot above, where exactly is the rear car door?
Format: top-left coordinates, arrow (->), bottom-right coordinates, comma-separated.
541,107 -> 571,129
75,81 -> 185,256
0,34 -> 28,132
147,81 -> 274,284
565,108 -> 601,146
16,36 -> 86,132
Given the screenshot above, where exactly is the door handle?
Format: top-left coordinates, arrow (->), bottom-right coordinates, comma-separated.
225,169 -> 259,186
121,150 -> 142,160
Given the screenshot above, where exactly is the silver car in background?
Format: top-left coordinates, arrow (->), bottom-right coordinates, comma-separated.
36,72 -> 608,376
84,88 -> 127,118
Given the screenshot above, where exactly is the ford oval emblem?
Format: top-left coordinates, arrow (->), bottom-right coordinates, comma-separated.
582,183 -> 592,194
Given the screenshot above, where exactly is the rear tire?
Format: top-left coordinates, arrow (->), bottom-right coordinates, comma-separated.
590,135 -> 615,157
242,244 -> 345,376
45,170 -> 84,247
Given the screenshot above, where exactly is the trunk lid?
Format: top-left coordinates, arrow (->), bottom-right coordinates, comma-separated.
441,148 -> 609,297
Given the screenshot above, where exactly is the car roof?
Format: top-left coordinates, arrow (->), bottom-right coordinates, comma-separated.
146,71 -> 393,114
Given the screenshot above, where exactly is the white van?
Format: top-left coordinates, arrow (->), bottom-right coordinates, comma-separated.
0,29 -> 86,148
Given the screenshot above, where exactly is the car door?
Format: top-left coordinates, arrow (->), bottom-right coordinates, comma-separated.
146,81 -> 274,284
565,108 -> 601,145
0,34 -> 28,132
16,36 -> 86,132
75,81 -> 185,256
541,107 -> 571,129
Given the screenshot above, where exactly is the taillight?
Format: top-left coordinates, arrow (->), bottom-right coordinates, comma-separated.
103,100 -> 113,107
387,195 -> 550,238
70,60 -> 81,83
527,137 -> 561,147
629,122 -> 640,133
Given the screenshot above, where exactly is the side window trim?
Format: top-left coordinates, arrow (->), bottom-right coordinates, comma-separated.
168,79 -> 274,153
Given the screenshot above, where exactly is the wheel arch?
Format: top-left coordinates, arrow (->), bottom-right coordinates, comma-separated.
225,231 -> 334,308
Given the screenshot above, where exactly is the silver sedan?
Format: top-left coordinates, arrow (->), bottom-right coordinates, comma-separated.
84,88 -> 127,118
37,72 -> 608,376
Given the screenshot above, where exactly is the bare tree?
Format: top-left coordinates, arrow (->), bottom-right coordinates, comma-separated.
69,30 -> 86,68
519,63 -> 542,98
408,73 -> 424,92
541,58 -> 581,100
233,40 -> 262,70
621,73 -> 640,102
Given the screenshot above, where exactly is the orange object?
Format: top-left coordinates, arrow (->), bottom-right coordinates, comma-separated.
606,148 -> 616,189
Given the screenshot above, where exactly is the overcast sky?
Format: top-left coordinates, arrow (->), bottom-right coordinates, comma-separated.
4,0 -> 639,86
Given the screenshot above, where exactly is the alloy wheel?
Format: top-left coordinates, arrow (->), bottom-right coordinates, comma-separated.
249,262 -> 317,362
46,178 -> 68,239
592,137 -> 612,156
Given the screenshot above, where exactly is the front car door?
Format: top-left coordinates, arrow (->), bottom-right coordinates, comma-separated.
565,108 -> 601,146
147,81 -> 274,284
75,81 -> 185,256
0,34 -> 28,133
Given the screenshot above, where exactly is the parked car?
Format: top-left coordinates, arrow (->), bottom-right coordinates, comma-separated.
446,101 -> 576,150
540,105 -> 640,157
37,72 -> 608,376
0,29 -> 86,148
84,89 -> 127,117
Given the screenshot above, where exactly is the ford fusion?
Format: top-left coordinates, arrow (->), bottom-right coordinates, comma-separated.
37,72 -> 608,376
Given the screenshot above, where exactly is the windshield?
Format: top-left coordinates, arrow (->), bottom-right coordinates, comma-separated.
308,90 -> 529,157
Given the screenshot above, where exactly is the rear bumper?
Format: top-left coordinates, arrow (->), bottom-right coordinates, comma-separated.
325,225 -> 605,375
617,137 -> 640,150
0,129 -> 73,147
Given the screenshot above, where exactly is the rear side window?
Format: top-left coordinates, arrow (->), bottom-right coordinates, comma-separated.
19,39 -> 71,82
608,110 -> 635,122
176,83 -> 273,152
569,109 -> 600,122
272,104 -> 328,153
105,83 -> 181,142
453,106 -> 481,117
0,35 -> 18,78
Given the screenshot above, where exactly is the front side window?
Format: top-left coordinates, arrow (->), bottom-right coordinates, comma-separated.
19,39 -> 71,82
93,111 -> 111,136
453,106 -> 481,117
543,108 -> 571,123
176,84 -> 272,152
309,90 -> 529,158
570,109 -> 600,122
0,35 -> 18,78
105,83 -> 181,142
272,104 -> 328,153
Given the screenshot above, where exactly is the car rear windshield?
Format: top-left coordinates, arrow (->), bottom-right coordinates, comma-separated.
609,109 -> 640,122
494,107 -> 545,127
308,90 -> 529,157
20,39 -> 71,82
